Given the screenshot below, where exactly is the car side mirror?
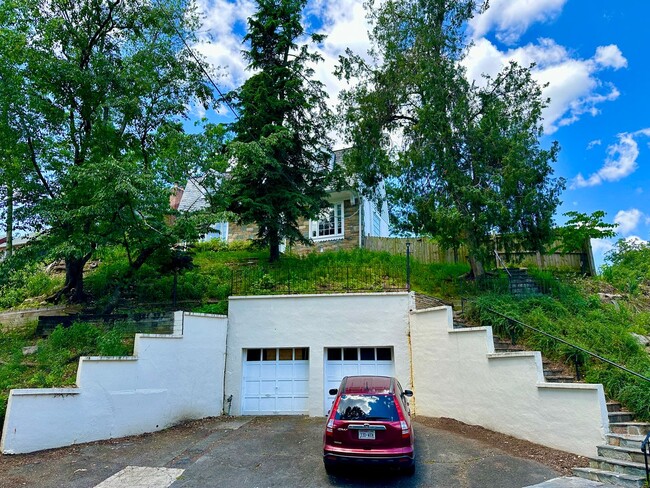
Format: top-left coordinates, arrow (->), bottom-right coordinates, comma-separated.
403,390 -> 413,397
328,388 -> 338,395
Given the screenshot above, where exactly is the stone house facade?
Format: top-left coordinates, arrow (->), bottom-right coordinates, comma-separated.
176,151 -> 390,254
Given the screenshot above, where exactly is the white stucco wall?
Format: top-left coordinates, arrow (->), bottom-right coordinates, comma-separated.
1,312 -> 228,454
409,306 -> 609,457
224,293 -> 411,417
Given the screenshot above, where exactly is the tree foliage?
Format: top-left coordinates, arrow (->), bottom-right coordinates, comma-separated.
0,0 -> 213,303
602,239 -> 650,294
553,210 -> 617,254
337,0 -> 565,276
221,0 -> 335,262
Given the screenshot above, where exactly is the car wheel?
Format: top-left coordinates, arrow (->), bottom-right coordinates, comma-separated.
404,463 -> 415,476
324,462 -> 337,476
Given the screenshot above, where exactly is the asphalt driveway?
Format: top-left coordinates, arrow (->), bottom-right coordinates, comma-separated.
0,416 -> 573,488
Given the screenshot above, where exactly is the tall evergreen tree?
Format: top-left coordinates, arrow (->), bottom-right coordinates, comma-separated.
223,0 -> 334,262
338,0 -> 565,276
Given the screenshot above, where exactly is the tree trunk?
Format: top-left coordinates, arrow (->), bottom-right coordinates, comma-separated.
65,256 -> 88,303
5,181 -> 12,258
269,229 -> 281,263
468,255 -> 485,279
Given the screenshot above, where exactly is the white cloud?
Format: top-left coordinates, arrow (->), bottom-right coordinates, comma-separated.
594,45 -> 628,69
614,209 -> 644,235
624,235 -> 649,246
469,0 -> 567,44
195,0 -> 257,91
572,128 -> 650,188
587,140 -> 601,149
462,38 -> 627,134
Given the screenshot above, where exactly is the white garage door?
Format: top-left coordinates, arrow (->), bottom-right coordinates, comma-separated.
324,347 -> 394,414
242,348 -> 309,415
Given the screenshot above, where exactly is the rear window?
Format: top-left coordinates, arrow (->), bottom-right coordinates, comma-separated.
335,394 -> 399,421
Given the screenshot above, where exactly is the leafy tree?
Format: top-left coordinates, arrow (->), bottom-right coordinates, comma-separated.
337,0 -> 565,277
221,0 -> 334,262
602,239 -> 650,294
553,210 -> 617,253
0,0 -> 213,303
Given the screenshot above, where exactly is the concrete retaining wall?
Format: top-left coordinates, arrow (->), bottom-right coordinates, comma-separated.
409,306 -> 609,457
224,293 -> 412,416
1,311 -> 227,454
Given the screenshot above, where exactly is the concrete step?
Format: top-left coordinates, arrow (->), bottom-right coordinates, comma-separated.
544,374 -> 578,383
607,401 -> 623,413
572,467 -> 646,487
597,444 -> 647,464
588,456 -> 647,478
608,412 -> 637,423
609,423 -> 650,436
606,434 -> 645,450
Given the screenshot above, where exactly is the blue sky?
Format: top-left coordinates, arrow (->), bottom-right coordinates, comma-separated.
194,0 -> 650,270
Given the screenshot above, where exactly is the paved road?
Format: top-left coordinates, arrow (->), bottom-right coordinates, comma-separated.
0,416 -> 606,488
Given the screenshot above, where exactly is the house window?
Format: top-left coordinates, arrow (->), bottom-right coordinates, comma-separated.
312,203 -> 344,240
204,222 -> 228,242
372,213 -> 381,236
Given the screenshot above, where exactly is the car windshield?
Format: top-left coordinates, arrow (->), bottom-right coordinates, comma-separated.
335,394 -> 399,421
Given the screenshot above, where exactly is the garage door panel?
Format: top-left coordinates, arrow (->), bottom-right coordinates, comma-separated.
342,364 -> 360,376
276,380 -> 293,395
359,363 -> 378,375
260,364 -> 277,378
276,363 -> 294,377
242,398 -> 259,412
293,362 -> 309,379
260,380 -> 276,395
293,379 -> 309,395
242,348 -> 309,415
244,381 -> 260,395
293,397 -> 308,412
245,363 -> 261,377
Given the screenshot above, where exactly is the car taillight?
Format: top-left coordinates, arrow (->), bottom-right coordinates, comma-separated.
395,396 -> 410,439
326,396 -> 341,437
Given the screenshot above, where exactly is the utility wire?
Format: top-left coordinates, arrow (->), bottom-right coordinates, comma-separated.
155,0 -> 240,121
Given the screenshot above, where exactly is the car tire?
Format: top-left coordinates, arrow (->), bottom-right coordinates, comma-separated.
324,462 -> 337,476
404,463 -> 416,476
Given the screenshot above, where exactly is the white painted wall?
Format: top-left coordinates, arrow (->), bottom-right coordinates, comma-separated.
409,306 -> 609,457
224,293 -> 412,417
1,312 -> 228,454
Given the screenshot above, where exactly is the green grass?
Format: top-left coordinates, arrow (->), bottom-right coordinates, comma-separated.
1,243 -> 649,425
0,321 -> 134,425
465,276 -> 650,420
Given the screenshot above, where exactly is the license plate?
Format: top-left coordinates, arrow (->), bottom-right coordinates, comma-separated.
358,430 -> 375,440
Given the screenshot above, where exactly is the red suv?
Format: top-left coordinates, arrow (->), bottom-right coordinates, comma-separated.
323,375 -> 415,475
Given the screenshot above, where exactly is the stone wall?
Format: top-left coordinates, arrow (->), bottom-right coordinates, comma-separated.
290,198 -> 361,255
226,198 -> 362,255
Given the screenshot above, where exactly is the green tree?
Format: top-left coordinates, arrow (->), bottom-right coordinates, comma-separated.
221,0 -> 334,262
553,210 -> 617,253
338,0 -> 565,277
602,239 -> 650,294
0,0 -> 212,303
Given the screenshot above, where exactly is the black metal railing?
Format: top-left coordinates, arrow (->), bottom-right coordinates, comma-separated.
230,264 -> 407,296
461,298 -> 650,384
642,432 -> 650,486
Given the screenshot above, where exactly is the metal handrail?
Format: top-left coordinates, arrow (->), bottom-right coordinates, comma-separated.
460,297 -> 650,384
484,306 -> 650,383
494,250 -> 512,278
642,432 -> 650,486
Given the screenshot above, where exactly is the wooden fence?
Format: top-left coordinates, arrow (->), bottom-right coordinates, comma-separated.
364,237 -> 592,274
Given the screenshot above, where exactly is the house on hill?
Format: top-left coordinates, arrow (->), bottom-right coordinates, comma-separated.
176,149 -> 390,254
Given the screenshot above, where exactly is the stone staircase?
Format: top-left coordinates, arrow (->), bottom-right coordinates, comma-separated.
507,268 -> 541,297
572,401 -> 649,487
447,302 -> 650,487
